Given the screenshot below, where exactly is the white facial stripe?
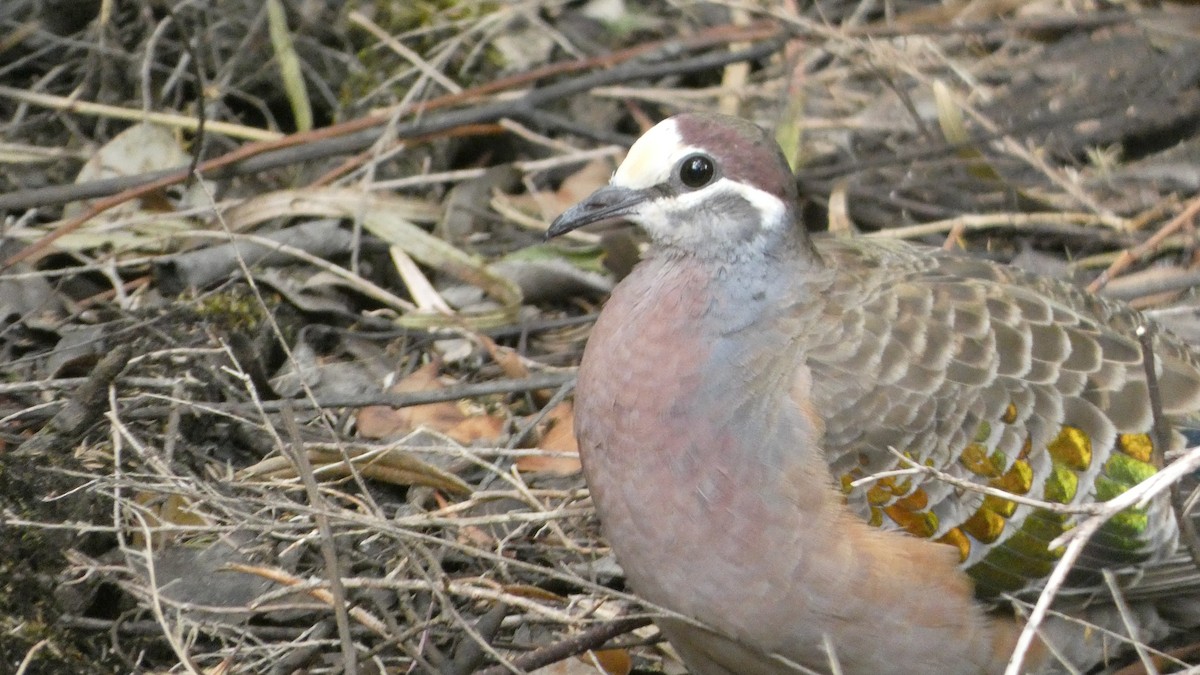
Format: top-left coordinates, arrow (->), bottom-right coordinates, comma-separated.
675,178 -> 788,229
737,181 -> 787,229
612,119 -> 700,190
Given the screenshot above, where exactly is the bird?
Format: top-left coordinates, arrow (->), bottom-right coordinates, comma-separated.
545,112 -> 1200,674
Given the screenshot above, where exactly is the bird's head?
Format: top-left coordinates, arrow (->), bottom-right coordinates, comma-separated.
547,113 -> 802,262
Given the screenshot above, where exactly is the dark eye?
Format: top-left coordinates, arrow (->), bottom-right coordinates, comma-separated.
678,154 -> 715,188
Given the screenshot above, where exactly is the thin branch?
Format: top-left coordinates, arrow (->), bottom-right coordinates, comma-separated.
473,616 -> 653,675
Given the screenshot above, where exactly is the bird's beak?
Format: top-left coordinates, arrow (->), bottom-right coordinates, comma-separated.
545,185 -> 651,239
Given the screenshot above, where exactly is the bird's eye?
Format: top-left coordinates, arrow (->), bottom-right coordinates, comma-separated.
678,154 -> 715,188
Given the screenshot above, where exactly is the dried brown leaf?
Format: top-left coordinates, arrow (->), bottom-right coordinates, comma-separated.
517,401 -> 581,475
356,362 -> 504,444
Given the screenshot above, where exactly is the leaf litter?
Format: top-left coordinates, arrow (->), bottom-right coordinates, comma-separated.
3,1 -> 1200,673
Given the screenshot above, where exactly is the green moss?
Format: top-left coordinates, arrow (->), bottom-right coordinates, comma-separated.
193,288 -> 270,333
339,0 -> 504,106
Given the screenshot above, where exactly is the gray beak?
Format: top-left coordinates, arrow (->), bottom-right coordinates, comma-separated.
545,185 -> 652,239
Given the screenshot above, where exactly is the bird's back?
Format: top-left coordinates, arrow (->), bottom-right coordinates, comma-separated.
805,235 -> 1200,605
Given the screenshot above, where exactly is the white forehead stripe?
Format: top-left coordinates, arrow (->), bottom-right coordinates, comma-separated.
612,118 -> 700,190
609,117 -> 789,232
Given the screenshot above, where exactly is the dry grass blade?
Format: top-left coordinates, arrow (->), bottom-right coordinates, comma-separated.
238,444 -> 472,496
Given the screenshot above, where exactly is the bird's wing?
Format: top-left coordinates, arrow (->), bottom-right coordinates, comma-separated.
806,236 -> 1200,600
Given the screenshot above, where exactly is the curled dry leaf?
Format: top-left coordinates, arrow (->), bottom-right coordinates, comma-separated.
67,122 -> 204,219
16,123 -> 207,252
516,401 -> 581,476
356,362 -> 505,444
578,648 -> 633,675
482,335 -> 530,381
130,492 -> 211,548
433,490 -> 497,549
531,650 -> 631,675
